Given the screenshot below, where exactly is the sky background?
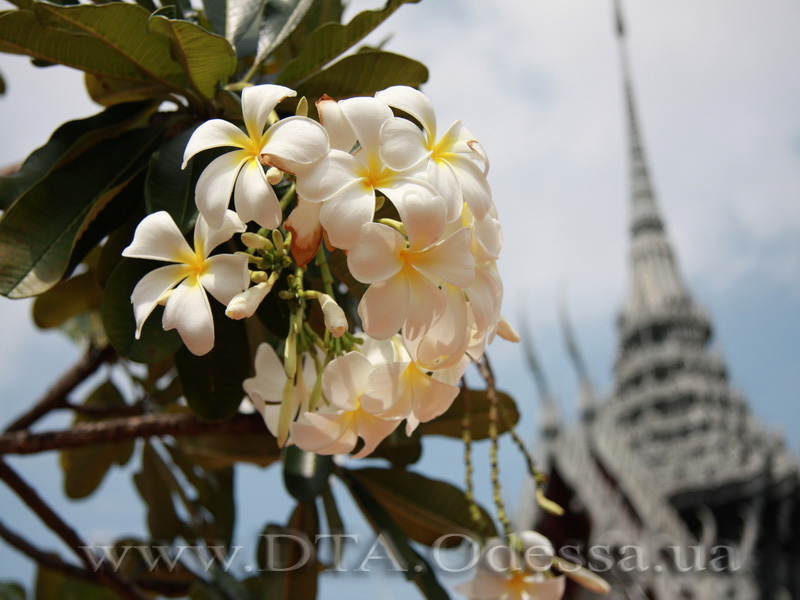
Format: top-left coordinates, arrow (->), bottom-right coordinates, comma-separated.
1,0 -> 799,597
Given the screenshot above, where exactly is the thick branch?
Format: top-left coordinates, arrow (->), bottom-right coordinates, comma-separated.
0,412 -> 266,455
0,458 -> 150,600
4,345 -> 116,432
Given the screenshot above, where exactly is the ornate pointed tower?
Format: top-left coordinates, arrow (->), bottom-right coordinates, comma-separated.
523,2 -> 800,598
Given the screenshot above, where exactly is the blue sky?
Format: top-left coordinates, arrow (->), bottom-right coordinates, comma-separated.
1,0 -> 799,596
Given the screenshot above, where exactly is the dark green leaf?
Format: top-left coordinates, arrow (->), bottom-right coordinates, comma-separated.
370,426 -> 422,467
178,431 -> 280,470
147,15 -> 237,99
84,73 -> 172,107
320,486 -> 345,568
96,208 -> 142,289
421,388 -> 520,440
133,441 -> 184,542
256,0 -> 314,65
0,71 -> 5,96
349,467 -> 496,547
0,126 -> 164,298
206,0 -> 266,44
175,304 -> 250,421
276,0 -> 419,86
0,102 -> 153,211
35,561 -> 121,600
269,0 -> 343,66
60,380 -> 134,499
0,581 -> 25,600
145,126 -> 207,233
282,446 -> 333,502
294,50 -> 428,105
32,271 -> 102,329
339,468 -> 450,600
0,4 -> 187,94
101,258 -> 183,363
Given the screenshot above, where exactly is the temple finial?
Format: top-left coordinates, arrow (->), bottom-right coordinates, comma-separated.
558,288 -> 596,422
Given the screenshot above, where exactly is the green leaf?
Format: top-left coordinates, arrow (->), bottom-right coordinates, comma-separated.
133,441 -> 184,542
204,0 -> 266,44
0,581 -> 25,600
349,467 -> 496,547
370,426 -> 422,467
276,0 -> 419,86
0,4 -> 186,95
320,486 -> 345,568
0,102 -> 153,211
282,446 -> 333,502
420,388 -> 520,440
84,73 -> 172,107
35,561 -> 121,600
339,468 -> 450,600
294,50 -> 428,104
178,431 -> 281,470
60,380 -> 134,499
147,15 -> 236,99
32,271 -> 102,329
255,0 -> 314,65
0,71 -> 5,96
175,304 -> 250,421
144,126 -> 207,233
0,126 -> 164,298
267,0 -> 343,67
101,258 -> 183,363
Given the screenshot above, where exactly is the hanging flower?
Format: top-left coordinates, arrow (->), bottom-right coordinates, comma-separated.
182,84 -> 329,229
122,210 -> 248,356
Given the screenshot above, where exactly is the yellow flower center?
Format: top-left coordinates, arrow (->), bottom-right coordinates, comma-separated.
506,571 -> 528,597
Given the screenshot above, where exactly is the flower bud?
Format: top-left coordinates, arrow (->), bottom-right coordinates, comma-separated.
496,316 -> 520,342
266,167 -> 283,185
241,232 -> 271,250
318,293 -> 347,338
226,282 -> 273,319
250,270 -> 269,284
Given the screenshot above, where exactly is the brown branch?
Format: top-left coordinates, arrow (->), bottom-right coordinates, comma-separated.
0,519 -> 191,597
0,412 -> 266,455
0,458 -> 150,600
4,345 -> 116,432
64,401 -> 145,418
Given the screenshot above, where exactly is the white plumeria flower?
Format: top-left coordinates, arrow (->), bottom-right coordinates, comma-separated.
376,85 -> 492,222
122,210 -> 248,356
295,96 -> 446,250
182,84 -> 329,229
456,534 -> 566,600
289,352 -> 401,458
404,283 -> 470,372
347,222 -> 475,340
243,343 -> 317,438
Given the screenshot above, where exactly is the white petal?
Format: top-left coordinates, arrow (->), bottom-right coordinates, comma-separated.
414,284 -> 469,371
295,149 -> 360,202
375,85 -> 437,140
474,212 -> 503,260
466,267 -> 502,334
454,572 -> 509,600
379,118 -> 430,171
262,116 -> 330,173
339,96 -> 393,159
403,268 -> 446,341
361,361 -> 410,416
199,254 -> 249,305
411,227 -> 475,287
241,84 -> 295,139
317,96 -> 357,152
243,343 -> 286,404
233,160 -> 282,229
195,150 -> 250,228
122,211 -> 195,264
130,264 -> 188,338
437,120 -> 479,157
358,334 -> 411,366
378,176 -> 446,251
162,279 -> 215,356
182,120 -> 250,168
448,154 -> 492,220
318,182 -> 376,250
321,352 -> 373,411
427,160 -> 463,224
193,209 -> 246,258
352,412 -> 400,459
283,197 -> 322,267
407,363 -> 459,423
319,294 -> 348,337
290,411 -> 355,454
358,274 -> 409,340
523,576 -> 566,600
346,223 -> 404,283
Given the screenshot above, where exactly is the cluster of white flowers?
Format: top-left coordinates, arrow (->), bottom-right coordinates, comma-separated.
123,83 -> 517,457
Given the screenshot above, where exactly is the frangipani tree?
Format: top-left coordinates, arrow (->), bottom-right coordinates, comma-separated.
0,0 -> 609,598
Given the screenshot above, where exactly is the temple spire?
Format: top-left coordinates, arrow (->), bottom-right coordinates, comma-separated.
614,0 -> 693,327
519,311 -> 560,437
558,290 -> 596,422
